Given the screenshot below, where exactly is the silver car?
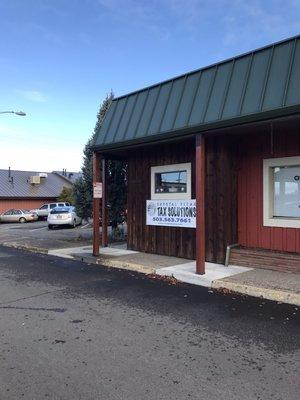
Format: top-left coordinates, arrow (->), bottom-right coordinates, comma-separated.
47,206 -> 82,229
0,209 -> 38,223
33,202 -> 70,219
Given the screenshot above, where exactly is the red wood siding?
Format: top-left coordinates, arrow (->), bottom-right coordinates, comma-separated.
126,137 -> 237,263
127,140 -> 196,259
205,135 -> 238,263
238,128 -> 300,253
0,198 -> 56,214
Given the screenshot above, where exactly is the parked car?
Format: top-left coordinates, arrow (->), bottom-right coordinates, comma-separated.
33,202 -> 70,219
0,209 -> 38,223
47,206 -> 82,229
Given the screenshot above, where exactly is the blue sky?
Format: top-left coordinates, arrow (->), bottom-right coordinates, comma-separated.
0,0 -> 299,172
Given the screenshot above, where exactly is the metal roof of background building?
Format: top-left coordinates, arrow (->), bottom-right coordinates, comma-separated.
94,35 -> 300,151
52,170 -> 82,184
0,169 -> 73,198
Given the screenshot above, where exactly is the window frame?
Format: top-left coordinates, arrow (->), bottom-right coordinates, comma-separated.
263,156 -> 300,228
151,162 -> 192,200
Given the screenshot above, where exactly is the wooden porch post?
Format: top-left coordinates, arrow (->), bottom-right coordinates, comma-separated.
102,158 -> 108,247
196,134 -> 205,274
93,152 -> 101,256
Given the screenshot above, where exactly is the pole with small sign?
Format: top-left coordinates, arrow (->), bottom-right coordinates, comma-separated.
93,182 -> 103,199
92,153 -> 101,256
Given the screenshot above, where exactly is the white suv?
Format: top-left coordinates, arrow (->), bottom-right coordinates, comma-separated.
34,202 -> 70,219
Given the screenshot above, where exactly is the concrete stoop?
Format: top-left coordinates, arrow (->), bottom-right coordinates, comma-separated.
155,262 -> 251,288
156,262 -> 300,306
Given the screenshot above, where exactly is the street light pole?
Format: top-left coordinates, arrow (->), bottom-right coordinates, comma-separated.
0,110 -> 26,116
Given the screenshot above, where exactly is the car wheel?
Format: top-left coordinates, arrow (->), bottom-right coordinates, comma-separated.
48,224 -> 53,230
19,217 -> 26,223
72,220 -> 76,228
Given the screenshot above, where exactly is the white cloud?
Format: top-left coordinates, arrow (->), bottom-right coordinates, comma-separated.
96,0 -> 171,39
0,123 -> 83,171
221,0 -> 300,47
96,0 -> 300,45
0,123 -> 27,141
0,144 -> 82,172
17,90 -> 47,103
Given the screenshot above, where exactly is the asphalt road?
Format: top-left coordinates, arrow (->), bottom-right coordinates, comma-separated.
0,246 -> 299,400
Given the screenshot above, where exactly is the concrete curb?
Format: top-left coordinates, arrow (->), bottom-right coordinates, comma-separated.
73,254 -> 156,275
2,242 -> 48,254
212,279 -> 300,306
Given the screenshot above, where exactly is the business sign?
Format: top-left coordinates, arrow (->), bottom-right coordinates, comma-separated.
93,182 -> 102,198
146,199 -> 196,228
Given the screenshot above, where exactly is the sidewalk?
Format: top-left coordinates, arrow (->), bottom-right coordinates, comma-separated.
212,268 -> 300,306
1,221 -> 299,306
1,222 -> 300,306
48,244 -> 192,274
47,244 -> 300,306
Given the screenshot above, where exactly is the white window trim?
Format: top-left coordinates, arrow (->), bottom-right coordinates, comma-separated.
263,156 -> 300,228
151,162 -> 191,200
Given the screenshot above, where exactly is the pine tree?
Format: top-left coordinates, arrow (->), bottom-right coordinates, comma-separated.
74,91 -> 114,220
58,186 -> 74,204
108,159 -> 127,230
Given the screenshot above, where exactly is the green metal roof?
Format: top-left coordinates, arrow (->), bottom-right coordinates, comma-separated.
94,35 -> 300,151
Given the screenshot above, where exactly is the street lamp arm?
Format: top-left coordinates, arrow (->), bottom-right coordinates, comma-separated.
0,110 -> 26,116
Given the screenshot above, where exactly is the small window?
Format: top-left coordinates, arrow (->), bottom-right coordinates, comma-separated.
40,205 -> 48,210
151,163 -> 191,200
50,204 -> 57,209
263,157 -> 300,228
155,170 -> 187,194
58,203 -> 65,207
50,208 -> 69,214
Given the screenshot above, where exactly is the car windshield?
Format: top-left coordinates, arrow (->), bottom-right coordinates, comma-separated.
50,207 -> 71,214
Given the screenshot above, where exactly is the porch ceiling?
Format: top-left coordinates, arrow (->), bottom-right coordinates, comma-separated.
94,35 -> 300,151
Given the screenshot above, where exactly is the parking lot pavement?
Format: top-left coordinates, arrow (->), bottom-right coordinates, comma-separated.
0,220 -> 92,251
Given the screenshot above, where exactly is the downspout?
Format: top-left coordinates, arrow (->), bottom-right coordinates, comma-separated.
225,243 -> 239,267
